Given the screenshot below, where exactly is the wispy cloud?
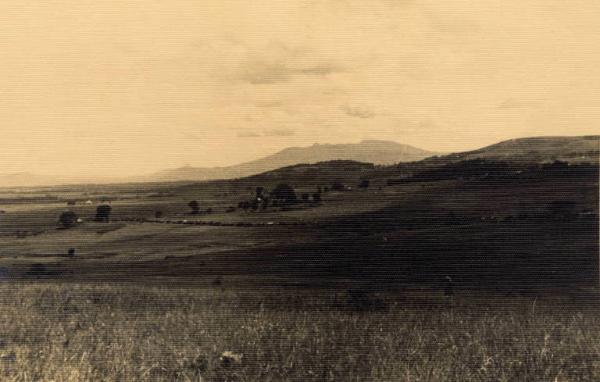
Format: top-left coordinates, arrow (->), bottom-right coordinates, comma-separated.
497,98 -> 540,110
240,61 -> 344,85
256,100 -> 284,108
341,104 -> 376,119
237,131 -> 262,138
180,131 -> 202,140
264,129 -> 295,137
237,41 -> 344,85
237,129 -> 296,138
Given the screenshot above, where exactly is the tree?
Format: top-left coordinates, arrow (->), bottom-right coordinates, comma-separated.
548,200 -> 576,220
238,201 -> 250,212
188,200 -> 200,215
358,179 -> 370,189
261,197 -> 269,210
301,193 -> 310,202
59,211 -> 78,229
95,204 -> 112,222
255,186 -> 264,199
271,183 -> 297,203
312,192 -> 321,203
331,181 -> 345,191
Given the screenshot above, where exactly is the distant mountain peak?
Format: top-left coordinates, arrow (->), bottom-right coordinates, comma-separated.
139,140 -> 437,183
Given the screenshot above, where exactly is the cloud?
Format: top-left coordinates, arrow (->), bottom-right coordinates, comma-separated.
256,100 -> 284,108
237,131 -> 262,138
237,129 -> 296,138
240,62 -> 344,84
263,129 -> 295,137
241,62 -> 293,84
341,104 -> 376,119
298,64 -> 343,76
180,131 -> 202,140
497,98 -> 539,110
237,42 -> 344,85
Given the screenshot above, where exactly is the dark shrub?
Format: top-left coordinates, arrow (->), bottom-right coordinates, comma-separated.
301,193 -> 309,202
331,181 -> 345,191
548,200 -> 577,219
188,200 -> 200,215
238,201 -> 250,212
271,183 -> 297,202
95,204 -> 112,222
312,193 -> 321,203
346,289 -> 387,312
261,198 -> 269,210
59,211 -> 78,229
27,263 -> 49,278
358,179 -> 370,188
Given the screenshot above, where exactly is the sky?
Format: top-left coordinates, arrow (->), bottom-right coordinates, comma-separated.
0,0 -> 598,177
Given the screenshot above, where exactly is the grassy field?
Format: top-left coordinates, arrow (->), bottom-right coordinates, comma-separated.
1,282 -> 600,381
0,151 -> 597,380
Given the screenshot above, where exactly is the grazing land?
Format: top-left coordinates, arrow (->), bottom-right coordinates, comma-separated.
0,136 -> 598,380
1,283 -> 600,381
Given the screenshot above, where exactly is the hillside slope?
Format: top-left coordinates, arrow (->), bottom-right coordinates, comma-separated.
143,140 -> 436,182
446,135 -> 599,163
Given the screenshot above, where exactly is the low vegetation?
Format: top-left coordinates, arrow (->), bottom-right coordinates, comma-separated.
1,283 -> 600,381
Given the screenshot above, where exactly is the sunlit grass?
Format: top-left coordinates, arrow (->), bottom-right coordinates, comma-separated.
0,282 -> 599,381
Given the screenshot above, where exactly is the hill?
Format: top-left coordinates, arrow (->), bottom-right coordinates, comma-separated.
445,135 -> 599,163
140,140 -> 436,182
0,140 -> 436,187
0,172 -> 77,188
0,135 -> 597,290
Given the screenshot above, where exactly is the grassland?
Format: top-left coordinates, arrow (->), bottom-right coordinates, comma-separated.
0,160 -> 596,289
0,139 -> 597,380
2,282 -> 600,381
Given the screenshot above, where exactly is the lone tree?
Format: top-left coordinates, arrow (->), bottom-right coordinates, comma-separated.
331,181 -> 345,191
271,183 -> 297,203
59,211 -> 78,229
188,200 -> 200,215
358,179 -> 370,189
312,192 -> 321,203
95,204 -> 112,222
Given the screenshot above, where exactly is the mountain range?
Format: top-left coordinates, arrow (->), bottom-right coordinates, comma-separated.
138,140 -> 436,183
0,136 -> 597,187
0,140 -> 436,187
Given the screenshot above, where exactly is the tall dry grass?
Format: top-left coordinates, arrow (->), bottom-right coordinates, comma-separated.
0,282 -> 599,381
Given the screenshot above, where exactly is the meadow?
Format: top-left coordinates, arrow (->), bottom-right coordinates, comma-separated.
0,149 -> 597,380
1,282 -> 600,381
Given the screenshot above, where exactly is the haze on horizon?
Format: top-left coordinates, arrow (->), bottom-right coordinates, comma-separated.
1,1 -> 598,178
